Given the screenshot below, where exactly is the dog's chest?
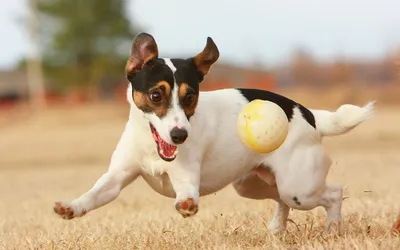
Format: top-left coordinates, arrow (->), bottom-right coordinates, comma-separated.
140,172 -> 176,198
142,157 -> 168,175
130,126 -> 164,174
138,145 -> 168,175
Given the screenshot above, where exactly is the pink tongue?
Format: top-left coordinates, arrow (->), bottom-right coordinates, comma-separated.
160,140 -> 177,157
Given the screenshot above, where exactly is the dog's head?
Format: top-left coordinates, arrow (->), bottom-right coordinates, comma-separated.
126,33 -> 219,162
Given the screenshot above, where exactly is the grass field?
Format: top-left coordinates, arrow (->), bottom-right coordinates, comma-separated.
1,102 -> 400,249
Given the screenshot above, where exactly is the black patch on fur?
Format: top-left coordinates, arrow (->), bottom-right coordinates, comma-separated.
128,58 -> 202,94
293,196 -> 301,206
128,58 -> 202,120
237,88 -> 316,128
170,58 -> 202,93
128,58 -> 175,94
170,58 -> 202,120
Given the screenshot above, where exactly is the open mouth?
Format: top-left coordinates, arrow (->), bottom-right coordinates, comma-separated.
150,123 -> 178,162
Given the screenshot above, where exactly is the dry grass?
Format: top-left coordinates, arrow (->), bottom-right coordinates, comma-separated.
1,102 -> 400,249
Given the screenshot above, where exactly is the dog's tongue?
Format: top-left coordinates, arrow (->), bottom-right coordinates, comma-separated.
159,139 -> 177,158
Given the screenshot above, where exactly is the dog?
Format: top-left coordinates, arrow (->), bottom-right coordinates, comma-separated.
53,33 -> 374,234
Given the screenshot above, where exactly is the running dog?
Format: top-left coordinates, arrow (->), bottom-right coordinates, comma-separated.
54,33 -> 374,234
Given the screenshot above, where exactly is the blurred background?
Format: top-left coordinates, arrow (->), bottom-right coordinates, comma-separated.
0,0 -> 399,112
0,0 -> 399,168
1,1 -> 400,248
1,0 -> 400,170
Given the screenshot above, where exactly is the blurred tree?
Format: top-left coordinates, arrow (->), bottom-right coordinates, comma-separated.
331,60 -> 352,85
36,0 -> 139,98
289,48 -> 320,86
394,49 -> 400,84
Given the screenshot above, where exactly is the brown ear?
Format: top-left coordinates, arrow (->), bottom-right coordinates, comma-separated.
193,37 -> 219,76
126,33 -> 159,77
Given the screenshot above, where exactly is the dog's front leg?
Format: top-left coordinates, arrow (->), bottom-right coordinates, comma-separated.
167,160 -> 200,218
54,125 -> 140,220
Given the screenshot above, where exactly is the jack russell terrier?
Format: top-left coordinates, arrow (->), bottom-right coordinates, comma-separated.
54,33 -> 374,234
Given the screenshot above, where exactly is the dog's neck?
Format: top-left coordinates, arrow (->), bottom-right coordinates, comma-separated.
128,103 -> 149,130
126,84 -> 150,131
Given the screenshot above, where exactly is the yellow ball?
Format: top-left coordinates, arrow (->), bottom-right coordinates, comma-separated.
237,99 -> 289,154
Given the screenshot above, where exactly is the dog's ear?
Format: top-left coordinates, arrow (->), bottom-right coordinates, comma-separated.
193,37 -> 219,76
126,33 -> 159,77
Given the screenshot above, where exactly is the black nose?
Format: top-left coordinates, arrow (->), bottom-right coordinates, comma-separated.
170,127 -> 188,144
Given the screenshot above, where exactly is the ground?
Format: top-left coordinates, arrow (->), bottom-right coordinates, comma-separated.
1,102 -> 400,249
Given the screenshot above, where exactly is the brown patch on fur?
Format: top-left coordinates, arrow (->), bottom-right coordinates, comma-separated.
178,83 -> 199,118
175,197 -> 198,218
194,37 -> 219,76
132,81 -> 172,118
154,81 -> 171,97
254,167 -> 276,186
126,33 -> 159,77
132,91 -> 150,111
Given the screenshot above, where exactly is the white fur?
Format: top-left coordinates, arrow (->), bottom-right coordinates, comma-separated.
55,71 -> 374,234
161,58 -> 192,135
311,101 -> 375,136
141,58 -> 191,146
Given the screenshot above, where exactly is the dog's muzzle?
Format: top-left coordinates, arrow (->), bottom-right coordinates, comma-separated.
170,127 -> 188,144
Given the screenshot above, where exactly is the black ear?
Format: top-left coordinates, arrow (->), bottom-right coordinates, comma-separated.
126,33 -> 159,77
193,37 -> 219,76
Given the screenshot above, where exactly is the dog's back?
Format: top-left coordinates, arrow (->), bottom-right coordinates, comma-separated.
186,87 -> 374,196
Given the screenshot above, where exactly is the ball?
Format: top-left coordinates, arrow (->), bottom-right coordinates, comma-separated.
236,99 -> 289,154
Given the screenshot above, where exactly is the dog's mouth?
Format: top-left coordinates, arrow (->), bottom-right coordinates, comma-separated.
150,123 -> 178,162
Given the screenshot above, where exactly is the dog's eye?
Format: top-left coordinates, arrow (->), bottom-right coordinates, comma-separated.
149,91 -> 162,103
183,93 -> 195,105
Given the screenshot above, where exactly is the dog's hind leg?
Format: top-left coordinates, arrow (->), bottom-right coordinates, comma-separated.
320,184 -> 343,232
232,170 -> 290,234
275,144 -> 344,233
232,170 -> 279,200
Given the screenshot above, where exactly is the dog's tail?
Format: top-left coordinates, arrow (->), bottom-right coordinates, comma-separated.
310,101 -> 375,137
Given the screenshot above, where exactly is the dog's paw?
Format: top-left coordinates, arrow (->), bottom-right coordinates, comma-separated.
174,197 -> 198,218
53,201 -> 87,220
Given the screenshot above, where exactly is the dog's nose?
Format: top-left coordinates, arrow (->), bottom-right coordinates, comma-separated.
170,127 -> 188,144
